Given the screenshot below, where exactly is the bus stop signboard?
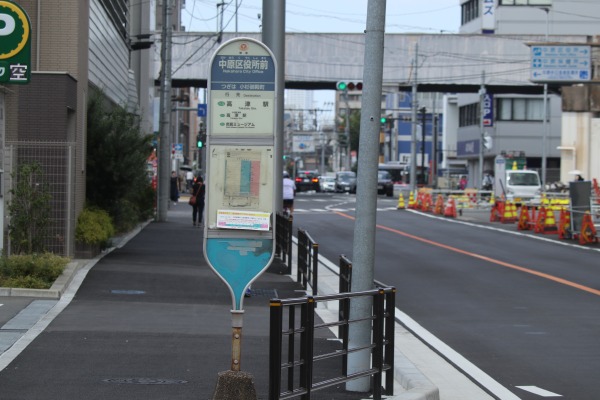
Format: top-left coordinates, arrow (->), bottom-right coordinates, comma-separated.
204,38 -> 277,313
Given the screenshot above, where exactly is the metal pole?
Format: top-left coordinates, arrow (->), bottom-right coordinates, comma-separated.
344,91 -> 350,170
347,0 -> 386,392
409,44 -> 418,192
420,107 -> 426,185
157,0 -> 173,221
230,311 -> 244,371
262,0 -> 285,212
541,7 -> 550,186
478,71 -> 486,189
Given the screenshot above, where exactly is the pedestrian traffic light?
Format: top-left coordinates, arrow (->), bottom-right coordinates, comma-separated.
196,134 -> 203,148
336,81 -> 363,91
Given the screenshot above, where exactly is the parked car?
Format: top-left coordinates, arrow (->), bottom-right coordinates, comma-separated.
335,171 -> 357,193
377,170 -> 394,197
319,176 -> 335,192
295,171 -> 321,192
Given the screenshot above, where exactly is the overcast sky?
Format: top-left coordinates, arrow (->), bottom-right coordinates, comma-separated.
183,0 -> 461,34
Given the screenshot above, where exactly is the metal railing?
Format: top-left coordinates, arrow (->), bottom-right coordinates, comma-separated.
297,228 -> 318,296
269,287 -> 396,400
338,255 -> 352,338
276,213 -> 293,275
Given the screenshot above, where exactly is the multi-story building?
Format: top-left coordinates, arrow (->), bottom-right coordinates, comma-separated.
0,0 -> 159,256
455,0 -> 600,186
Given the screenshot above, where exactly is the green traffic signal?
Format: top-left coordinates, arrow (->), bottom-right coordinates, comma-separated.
196,134 -> 203,148
380,117 -> 387,124
336,81 -> 347,91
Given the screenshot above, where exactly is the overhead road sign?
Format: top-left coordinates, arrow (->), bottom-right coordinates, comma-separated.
529,44 -> 591,83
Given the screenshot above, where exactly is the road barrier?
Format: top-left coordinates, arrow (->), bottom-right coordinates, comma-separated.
276,213 -> 294,275
268,287 -> 396,400
297,228 -> 319,296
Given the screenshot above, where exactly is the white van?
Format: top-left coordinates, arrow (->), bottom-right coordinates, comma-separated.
504,170 -> 542,204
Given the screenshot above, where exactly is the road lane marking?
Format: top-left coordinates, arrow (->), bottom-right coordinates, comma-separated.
334,211 -> 600,297
516,386 -> 562,397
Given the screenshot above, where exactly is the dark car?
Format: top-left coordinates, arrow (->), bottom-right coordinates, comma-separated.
377,170 -> 394,197
295,171 -> 321,192
335,171 -> 357,194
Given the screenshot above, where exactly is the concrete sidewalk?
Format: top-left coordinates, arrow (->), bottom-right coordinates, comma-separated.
0,202 -> 494,399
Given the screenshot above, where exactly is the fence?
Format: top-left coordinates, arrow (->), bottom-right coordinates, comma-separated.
269,287 -> 396,400
276,213 -> 293,275
297,228 -> 318,296
5,143 -> 76,256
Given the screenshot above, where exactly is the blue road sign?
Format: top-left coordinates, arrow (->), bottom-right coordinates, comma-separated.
197,103 -> 207,117
530,45 -> 591,82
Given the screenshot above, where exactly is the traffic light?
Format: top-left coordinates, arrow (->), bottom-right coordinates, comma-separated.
380,116 -> 387,124
336,81 -> 363,91
196,134 -> 203,148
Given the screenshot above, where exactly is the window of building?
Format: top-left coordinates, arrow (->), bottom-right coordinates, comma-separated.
461,0 -> 480,25
459,103 -> 480,127
499,0 -> 552,5
498,98 -> 544,121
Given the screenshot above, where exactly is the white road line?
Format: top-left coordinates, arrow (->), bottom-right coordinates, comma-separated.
516,386 -> 562,397
397,308 -> 521,400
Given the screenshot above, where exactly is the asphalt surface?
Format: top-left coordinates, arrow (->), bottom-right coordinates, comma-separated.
0,201 -> 399,400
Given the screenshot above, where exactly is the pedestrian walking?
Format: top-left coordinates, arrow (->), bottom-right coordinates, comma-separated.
190,176 -> 205,227
170,171 -> 179,204
283,171 -> 296,215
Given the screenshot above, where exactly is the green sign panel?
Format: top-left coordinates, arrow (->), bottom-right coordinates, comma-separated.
0,1 -> 31,84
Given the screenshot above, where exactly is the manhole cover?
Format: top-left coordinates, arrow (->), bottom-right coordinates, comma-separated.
110,290 -> 146,295
102,378 -> 187,385
248,289 -> 278,298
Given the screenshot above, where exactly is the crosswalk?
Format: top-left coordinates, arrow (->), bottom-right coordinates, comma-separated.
292,196 -> 399,214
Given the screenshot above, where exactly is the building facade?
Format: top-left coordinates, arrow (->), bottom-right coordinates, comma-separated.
0,0 -> 156,256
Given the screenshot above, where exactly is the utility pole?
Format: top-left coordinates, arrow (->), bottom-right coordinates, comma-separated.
157,0 -> 173,222
262,0 -> 285,212
420,107 -> 427,185
410,44 -> 418,192
347,0 -> 386,393
478,71 -> 486,189
432,94 -> 439,188
541,7 -> 550,186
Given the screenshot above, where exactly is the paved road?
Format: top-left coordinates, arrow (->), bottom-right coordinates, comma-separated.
293,192 -> 600,400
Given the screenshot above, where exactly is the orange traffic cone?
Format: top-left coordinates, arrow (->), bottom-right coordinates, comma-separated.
517,205 -> 531,230
501,201 -> 516,223
558,208 -> 571,240
578,212 -> 598,245
444,196 -> 457,218
535,207 -> 557,234
433,194 -> 444,215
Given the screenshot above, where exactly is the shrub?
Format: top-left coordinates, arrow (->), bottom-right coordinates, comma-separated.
0,253 -> 69,289
75,207 -> 115,248
8,162 -> 52,254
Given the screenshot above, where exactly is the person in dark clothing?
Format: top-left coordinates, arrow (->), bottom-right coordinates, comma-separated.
191,176 -> 205,227
170,171 -> 179,204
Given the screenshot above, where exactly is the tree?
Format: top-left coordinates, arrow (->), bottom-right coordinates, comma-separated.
86,92 -> 154,231
8,162 -> 52,254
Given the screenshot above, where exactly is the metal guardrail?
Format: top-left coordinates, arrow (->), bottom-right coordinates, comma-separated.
276,213 -> 293,275
297,228 -> 318,296
268,287 -> 396,400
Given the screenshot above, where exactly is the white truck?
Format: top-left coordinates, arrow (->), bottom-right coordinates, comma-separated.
494,156 -> 542,204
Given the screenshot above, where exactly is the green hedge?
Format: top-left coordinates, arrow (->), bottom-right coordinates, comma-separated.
0,253 -> 69,289
75,207 -> 115,248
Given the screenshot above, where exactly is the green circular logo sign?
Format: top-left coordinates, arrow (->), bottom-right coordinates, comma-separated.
0,1 -> 30,60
